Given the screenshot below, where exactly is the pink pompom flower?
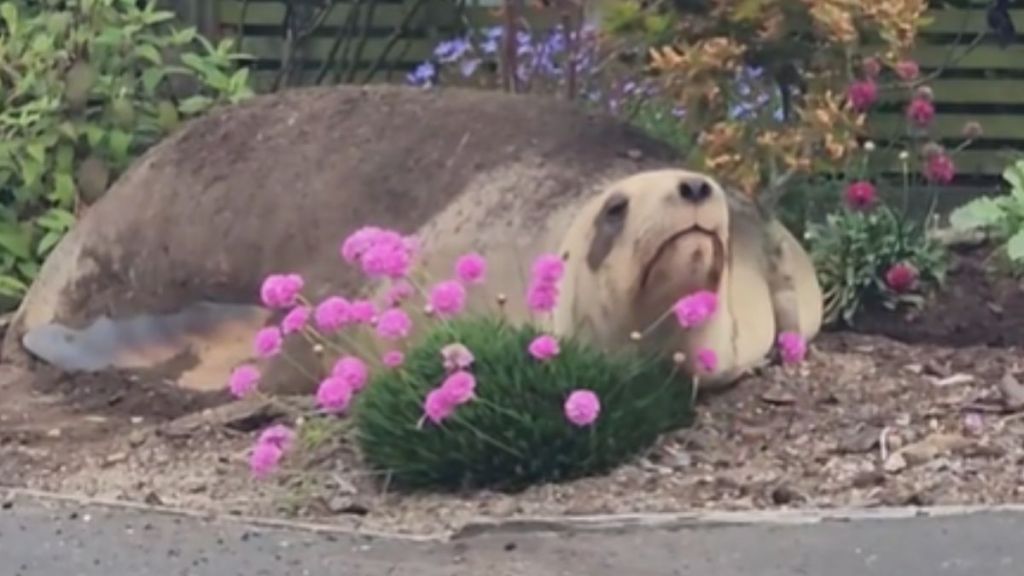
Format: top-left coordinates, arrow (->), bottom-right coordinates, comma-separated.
281,305 -> 310,335
423,388 -> 457,424
885,262 -> 919,293
258,424 -> 296,451
253,326 -> 283,358
844,181 -> 877,211
385,280 -> 414,307
673,290 -> 719,328
376,308 -> 413,340
316,376 -> 354,413
906,97 -> 935,127
528,334 -> 560,361
249,441 -> 283,479
777,331 -> 807,365
862,57 -> 881,78
260,273 -> 304,309
531,253 -> 565,284
429,280 -> 467,317
382,350 -> 405,368
895,59 -> 920,81
924,152 -> 955,184
564,389 -> 601,427
441,343 -> 474,372
228,364 -> 260,398
332,356 -> 369,392
314,296 -> 352,331
696,348 -> 718,374
349,299 -> 376,324
455,252 -> 487,285
526,281 -> 559,313
340,226 -> 384,263
440,370 -> 477,404
846,80 -> 878,112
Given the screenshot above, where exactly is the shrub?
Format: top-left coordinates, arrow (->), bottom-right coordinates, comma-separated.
0,0 -> 253,307
949,159 -> 1024,275
354,314 -> 693,492
224,226 -> 783,494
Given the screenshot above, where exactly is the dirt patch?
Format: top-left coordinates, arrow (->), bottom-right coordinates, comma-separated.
851,244 -> 1024,348
3,330 -> 1024,536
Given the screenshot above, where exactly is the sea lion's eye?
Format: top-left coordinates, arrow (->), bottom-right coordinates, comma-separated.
604,196 -> 629,221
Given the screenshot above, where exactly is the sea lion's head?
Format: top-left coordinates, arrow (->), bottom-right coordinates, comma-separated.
555,169 -> 730,338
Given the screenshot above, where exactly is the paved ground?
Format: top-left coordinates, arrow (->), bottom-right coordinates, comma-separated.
1,494 -> 1023,576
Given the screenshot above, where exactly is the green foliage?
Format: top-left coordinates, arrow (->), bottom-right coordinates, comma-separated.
352,315 -> 695,492
949,159 -> 1024,274
0,0 -> 254,307
807,190 -> 947,326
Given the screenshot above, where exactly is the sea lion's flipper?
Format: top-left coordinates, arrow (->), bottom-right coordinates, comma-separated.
21,302 -> 269,392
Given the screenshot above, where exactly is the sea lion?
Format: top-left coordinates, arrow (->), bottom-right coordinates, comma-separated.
2,84 -> 684,396
552,168 -> 823,391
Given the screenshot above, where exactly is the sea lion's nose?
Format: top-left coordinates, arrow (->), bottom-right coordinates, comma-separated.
678,177 -> 712,204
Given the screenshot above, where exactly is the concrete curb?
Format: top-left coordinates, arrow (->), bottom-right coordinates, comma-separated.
7,486 -> 1024,543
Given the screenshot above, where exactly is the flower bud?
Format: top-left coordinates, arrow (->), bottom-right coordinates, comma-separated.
863,140 -> 876,152
914,85 -> 933,101
962,121 -> 983,139
898,150 -> 910,161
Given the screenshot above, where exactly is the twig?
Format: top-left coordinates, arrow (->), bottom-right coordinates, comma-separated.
316,0 -> 360,84
333,0 -> 366,83
346,0 -> 382,82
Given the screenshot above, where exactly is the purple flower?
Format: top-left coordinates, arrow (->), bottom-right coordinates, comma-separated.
434,38 -> 471,63
407,61 -> 436,87
459,58 -> 481,77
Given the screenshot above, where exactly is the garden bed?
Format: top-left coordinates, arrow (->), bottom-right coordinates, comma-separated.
2,245 -> 1023,537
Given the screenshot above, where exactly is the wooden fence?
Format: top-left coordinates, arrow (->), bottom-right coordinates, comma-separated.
160,0 -> 1023,191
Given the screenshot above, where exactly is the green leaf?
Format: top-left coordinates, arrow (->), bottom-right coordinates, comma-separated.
107,130 -> 133,163
0,3 -> 18,34
141,67 -> 165,95
177,95 -> 213,115
133,43 -> 163,66
949,197 -> 1006,231
52,172 -> 76,204
1007,230 -> 1024,263
0,275 -> 28,299
0,222 -> 31,260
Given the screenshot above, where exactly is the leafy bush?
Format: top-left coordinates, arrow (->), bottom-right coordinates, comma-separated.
949,159 -> 1024,275
0,0 -> 253,306
221,226 -> 759,494
806,182 -> 947,325
354,315 -> 693,492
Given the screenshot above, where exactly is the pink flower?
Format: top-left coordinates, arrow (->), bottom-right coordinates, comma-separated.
253,326 -> 283,358
924,152 -> 955,184
382,350 -> 405,368
455,252 -> 487,285
895,59 -> 919,81
259,273 -> 304,309
777,331 -> 807,365
440,370 -> 477,404
862,57 -> 881,78
349,299 -> 376,324
564,389 -> 600,427
441,343 -> 474,372
673,291 -> 719,328
385,280 -> 414,306
340,226 -> 384,263
846,80 -> 878,112
526,281 -> 559,312
258,424 -> 296,451
429,280 -> 467,317
228,364 -> 260,398
314,296 -> 351,331
906,97 -> 935,127
331,356 -> 369,392
885,262 -> 919,293
696,348 -> 718,374
528,334 -> 560,361
376,308 -> 412,340
281,305 -> 310,335
844,181 -> 877,211
316,376 -> 353,413
361,242 -> 413,279
423,388 -> 457,424
249,441 -> 283,479
531,253 -> 565,284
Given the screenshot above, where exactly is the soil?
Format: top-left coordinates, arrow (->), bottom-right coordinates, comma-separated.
3,246 -> 1024,537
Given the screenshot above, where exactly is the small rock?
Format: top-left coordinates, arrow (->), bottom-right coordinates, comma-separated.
488,497 -> 520,518
836,425 -> 882,454
851,470 -> 887,488
103,452 -> 128,467
143,491 -> 164,506
883,453 -> 907,473
46,428 -> 61,438
930,373 -> 974,387
625,148 -> 643,160
759,386 -> 797,406
1,500 -> 13,510
899,433 -> 973,466
128,431 -> 147,447
922,361 -> 951,378
770,484 -> 804,505
327,496 -> 369,516
998,372 -> 1024,411
159,397 -> 286,438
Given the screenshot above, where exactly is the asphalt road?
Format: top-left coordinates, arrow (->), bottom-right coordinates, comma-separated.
1,494 -> 1023,576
